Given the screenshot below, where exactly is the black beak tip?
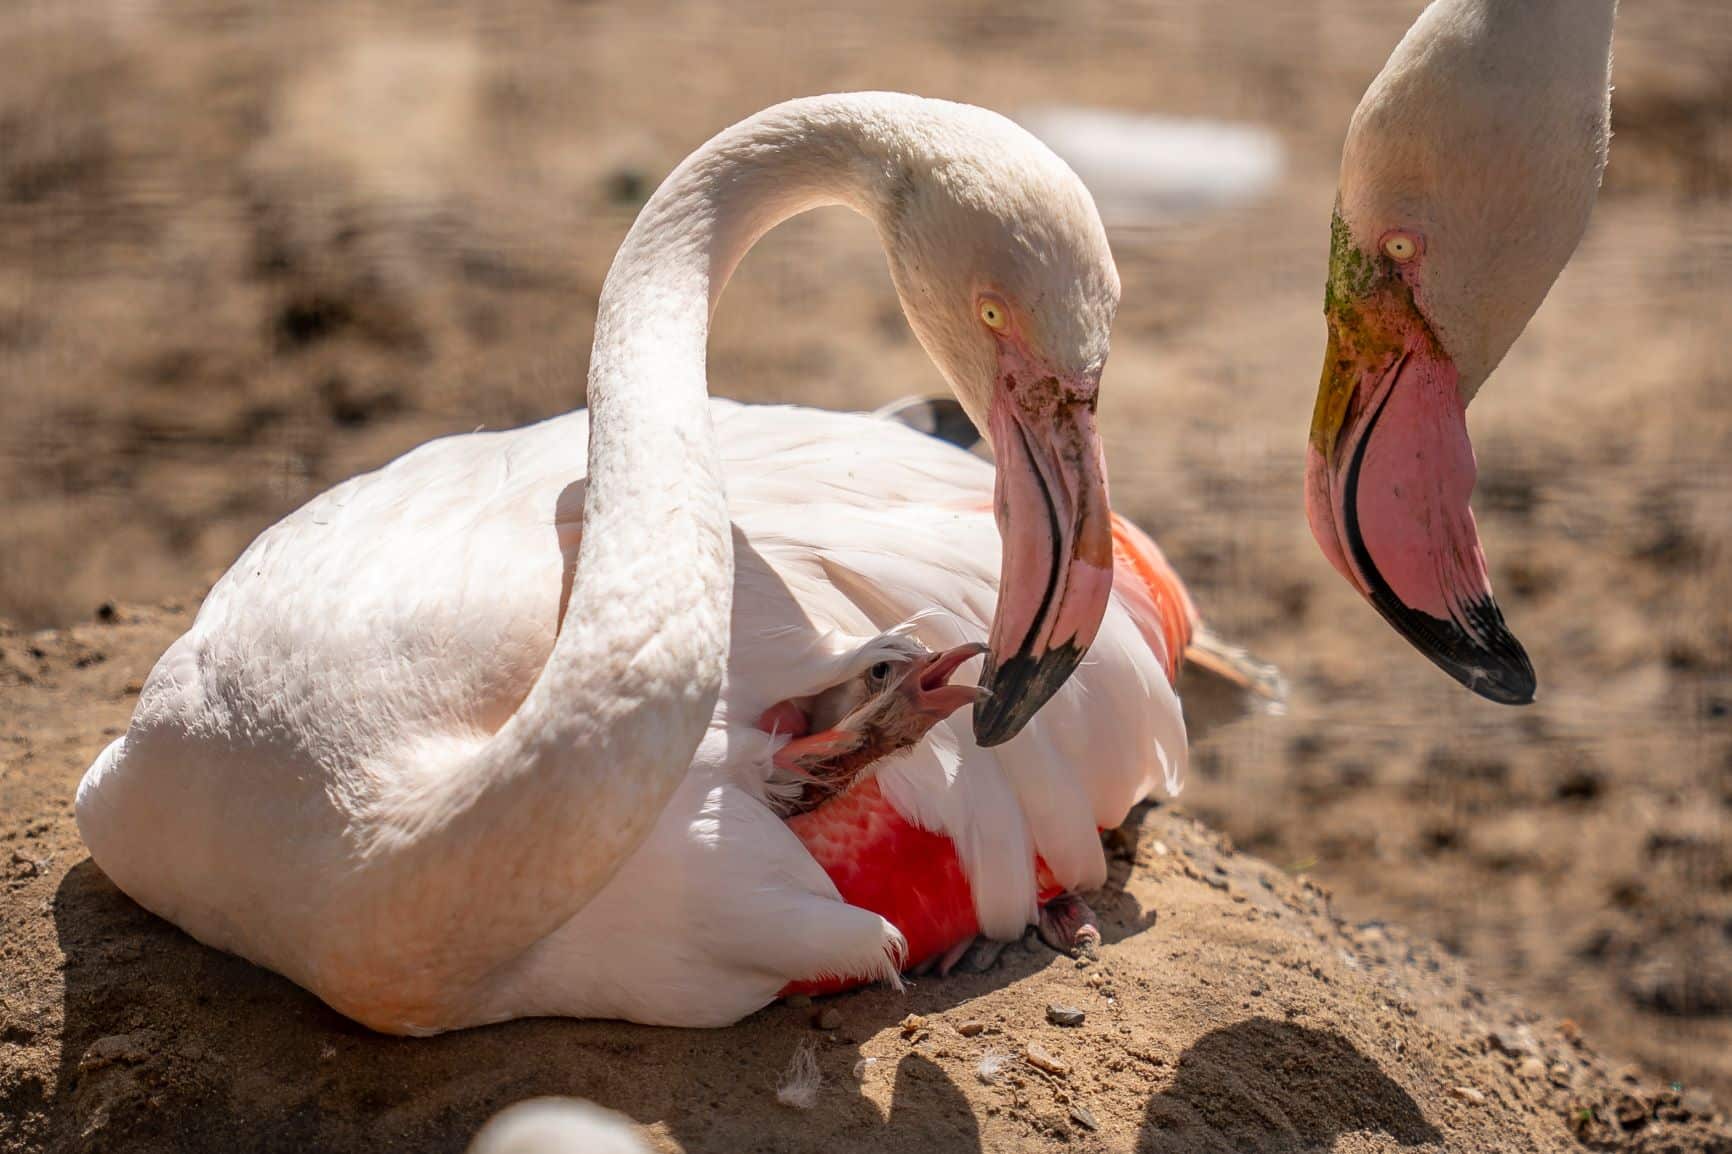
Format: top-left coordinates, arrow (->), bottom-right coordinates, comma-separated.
1470,665 -> 1537,706
1335,380 -> 1535,706
1369,590 -> 1537,706
972,643 -> 1087,747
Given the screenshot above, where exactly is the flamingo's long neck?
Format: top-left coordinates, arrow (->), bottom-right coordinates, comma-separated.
343,97 -> 924,1022
1472,0 -> 1616,65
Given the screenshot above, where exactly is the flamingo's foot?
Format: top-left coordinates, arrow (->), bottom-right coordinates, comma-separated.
943,935 -> 1014,975
1036,892 -> 1101,958
906,934 -> 1014,978
909,893 -> 1102,981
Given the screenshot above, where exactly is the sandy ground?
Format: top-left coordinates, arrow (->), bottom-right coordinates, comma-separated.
3,608 -> 1728,1153
2,0 -> 1731,1149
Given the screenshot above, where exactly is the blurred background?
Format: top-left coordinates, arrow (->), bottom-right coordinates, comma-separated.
2,0 -> 1728,1101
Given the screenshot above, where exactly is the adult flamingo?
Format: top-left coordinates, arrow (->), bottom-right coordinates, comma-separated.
76,94 -> 1175,1033
1305,0 -> 1616,701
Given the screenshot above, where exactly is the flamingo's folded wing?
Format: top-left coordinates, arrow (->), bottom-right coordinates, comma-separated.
714,407 -> 1185,936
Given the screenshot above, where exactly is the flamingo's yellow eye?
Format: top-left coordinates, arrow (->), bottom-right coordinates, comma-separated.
978,298 -> 1008,331
1383,233 -> 1419,262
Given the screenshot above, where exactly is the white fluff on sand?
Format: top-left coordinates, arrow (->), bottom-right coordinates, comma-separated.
976,1050 -> 1014,1085
776,1040 -> 823,1110
467,1098 -> 650,1154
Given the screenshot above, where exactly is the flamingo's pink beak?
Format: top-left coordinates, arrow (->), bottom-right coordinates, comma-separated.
1306,270 -> 1534,704
974,349 -> 1114,747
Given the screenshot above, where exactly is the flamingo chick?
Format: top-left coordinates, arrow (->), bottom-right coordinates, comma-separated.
759,638 -> 987,815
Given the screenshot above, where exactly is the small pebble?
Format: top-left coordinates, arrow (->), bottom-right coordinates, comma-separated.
956,1021 -> 986,1038
1025,1043 -> 1070,1078
1450,1085 -> 1487,1105
1518,1057 -> 1547,1081
785,994 -> 812,1009
1613,1093 -> 1651,1126
1487,1028 -> 1533,1057
1069,1104 -> 1099,1131
814,1008 -> 842,1031
1682,1088 -> 1717,1118
79,1033 -> 150,1072
1046,1004 -> 1086,1028
9,850 -> 46,878
899,1013 -> 928,1036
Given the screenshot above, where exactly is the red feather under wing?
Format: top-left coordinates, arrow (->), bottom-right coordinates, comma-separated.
777,513 -> 1190,996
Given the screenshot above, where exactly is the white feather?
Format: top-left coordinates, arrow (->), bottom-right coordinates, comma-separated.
776,1041 -> 824,1110
468,1099 -> 650,1154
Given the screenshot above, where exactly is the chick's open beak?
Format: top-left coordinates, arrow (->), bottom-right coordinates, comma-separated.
899,642 -> 988,720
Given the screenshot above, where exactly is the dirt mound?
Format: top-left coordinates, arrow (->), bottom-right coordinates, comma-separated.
4,0 -> 1732,1147
2,608 -> 1726,1153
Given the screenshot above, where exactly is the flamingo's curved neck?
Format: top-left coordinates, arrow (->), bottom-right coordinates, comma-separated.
356,97 -> 920,1017
1402,0 -> 1616,100
504,97 -> 906,836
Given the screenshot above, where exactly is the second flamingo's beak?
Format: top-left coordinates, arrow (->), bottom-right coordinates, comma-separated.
974,362 -> 1115,747
1305,267 -> 1535,704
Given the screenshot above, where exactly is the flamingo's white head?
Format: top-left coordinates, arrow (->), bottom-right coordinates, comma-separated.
867,103 -> 1121,745
1304,0 -> 1614,704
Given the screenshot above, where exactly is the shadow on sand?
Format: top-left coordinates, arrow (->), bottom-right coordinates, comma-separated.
1136,1017 -> 1441,1152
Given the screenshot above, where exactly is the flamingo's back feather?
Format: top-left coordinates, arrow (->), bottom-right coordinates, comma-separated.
77,400 -> 1186,1026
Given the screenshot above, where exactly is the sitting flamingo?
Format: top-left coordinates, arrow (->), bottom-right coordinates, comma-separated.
76,93 -> 1249,1032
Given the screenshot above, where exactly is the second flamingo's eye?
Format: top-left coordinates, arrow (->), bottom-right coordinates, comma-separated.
868,661 -> 892,685
1383,232 -> 1419,262
978,298 -> 1008,331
